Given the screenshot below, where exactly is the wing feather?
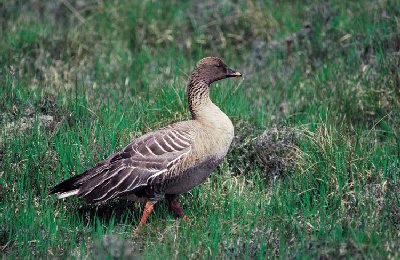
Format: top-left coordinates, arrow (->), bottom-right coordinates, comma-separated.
75,127 -> 193,203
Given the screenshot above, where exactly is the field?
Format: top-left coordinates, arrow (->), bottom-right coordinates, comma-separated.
1,0 -> 400,258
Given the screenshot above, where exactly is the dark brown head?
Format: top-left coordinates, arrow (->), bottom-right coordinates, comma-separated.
193,57 -> 242,84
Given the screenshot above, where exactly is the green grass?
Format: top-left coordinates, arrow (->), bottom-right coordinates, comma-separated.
1,0 -> 399,258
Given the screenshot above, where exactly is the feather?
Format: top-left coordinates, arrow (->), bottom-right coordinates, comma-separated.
50,127 -> 193,204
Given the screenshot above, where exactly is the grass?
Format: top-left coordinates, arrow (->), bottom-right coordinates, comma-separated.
1,0 -> 399,258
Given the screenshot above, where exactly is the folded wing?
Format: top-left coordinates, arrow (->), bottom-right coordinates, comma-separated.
50,127 -> 193,204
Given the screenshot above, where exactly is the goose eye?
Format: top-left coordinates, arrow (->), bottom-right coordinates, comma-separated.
215,64 -> 221,68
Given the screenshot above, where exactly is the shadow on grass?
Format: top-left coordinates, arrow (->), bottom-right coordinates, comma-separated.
74,200 -> 139,226
73,198 -> 173,227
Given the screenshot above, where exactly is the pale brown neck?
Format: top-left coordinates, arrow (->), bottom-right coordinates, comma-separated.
188,76 -> 211,119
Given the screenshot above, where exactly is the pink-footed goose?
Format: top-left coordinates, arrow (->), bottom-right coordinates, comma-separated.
50,57 -> 242,231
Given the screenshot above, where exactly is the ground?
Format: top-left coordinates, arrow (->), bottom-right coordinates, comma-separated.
1,0 -> 399,258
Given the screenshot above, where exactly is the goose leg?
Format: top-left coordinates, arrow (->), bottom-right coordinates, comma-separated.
166,195 -> 190,223
134,201 -> 155,233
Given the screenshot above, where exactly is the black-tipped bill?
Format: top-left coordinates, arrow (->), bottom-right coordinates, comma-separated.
226,67 -> 242,77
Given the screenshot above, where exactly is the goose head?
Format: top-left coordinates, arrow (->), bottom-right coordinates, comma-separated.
193,57 -> 242,84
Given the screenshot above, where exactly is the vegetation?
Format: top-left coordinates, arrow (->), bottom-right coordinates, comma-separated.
1,0 -> 399,258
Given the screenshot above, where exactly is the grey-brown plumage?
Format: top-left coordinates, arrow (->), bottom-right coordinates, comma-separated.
50,57 -> 242,229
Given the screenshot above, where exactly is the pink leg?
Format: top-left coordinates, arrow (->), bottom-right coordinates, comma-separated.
168,198 -> 190,223
134,202 -> 154,233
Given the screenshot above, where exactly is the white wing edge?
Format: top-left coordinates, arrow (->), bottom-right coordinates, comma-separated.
56,189 -> 79,199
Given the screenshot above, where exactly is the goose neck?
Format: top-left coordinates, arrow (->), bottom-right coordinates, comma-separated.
188,79 -> 211,119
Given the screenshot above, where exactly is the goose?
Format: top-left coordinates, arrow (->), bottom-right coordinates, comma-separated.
49,57 -> 242,231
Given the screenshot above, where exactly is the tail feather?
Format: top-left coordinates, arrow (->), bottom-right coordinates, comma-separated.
56,189 -> 79,199
49,172 -> 87,196
49,152 -> 129,201
49,161 -> 111,199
